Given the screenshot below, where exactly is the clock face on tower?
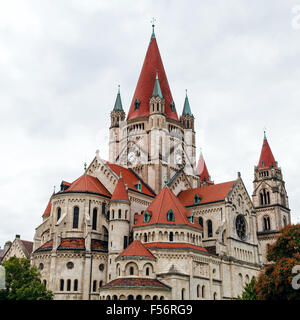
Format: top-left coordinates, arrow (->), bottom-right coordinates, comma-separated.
128,151 -> 136,164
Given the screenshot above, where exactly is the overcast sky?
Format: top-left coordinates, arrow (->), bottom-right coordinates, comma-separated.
0,0 -> 300,247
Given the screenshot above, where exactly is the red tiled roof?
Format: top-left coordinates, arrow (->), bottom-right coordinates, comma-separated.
196,152 -> 212,183
106,162 -> 155,197
258,136 -> 277,170
144,242 -> 208,253
58,238 -> 85,250
21,240 -> 33,255
102,278 -> 171,290
43,200 -> 52,216
118,240 -> 155,259
91,239 -> 108,251
111,177 -> 129,202
127,33 -> 178,121
35,239 -> 53,252
134,187 -> 202,230
178,180 -> 236,207
66,174 -> 111,197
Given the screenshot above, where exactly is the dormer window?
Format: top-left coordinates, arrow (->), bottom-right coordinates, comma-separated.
144,211 -> 151,223
135,180 -> 142,192
134,99 -> 140,110
194,194 -> 200,205
188,213 -> 195,224
170,101 -> 175,112
167,209 -> 175,222
261,161 -> 265,167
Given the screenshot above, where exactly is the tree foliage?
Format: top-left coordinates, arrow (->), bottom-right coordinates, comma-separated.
0,257 -> 53,300
238,278 -> 257,300
254,224 -> 300,300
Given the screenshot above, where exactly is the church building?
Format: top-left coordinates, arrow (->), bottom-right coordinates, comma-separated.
31,25 -> 291,300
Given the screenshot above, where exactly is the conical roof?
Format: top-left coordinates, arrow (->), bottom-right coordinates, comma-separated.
134,187 -> 202,229
196,152 -> 211,182
113,86 -> 123,112
182,93 -> 192,116
118,240 -> 155,259
66,174 -> 111,197
43,199 -> 52,217
258,133 -> 277,169
127,30 -> 178,120
111,176 -> 129,202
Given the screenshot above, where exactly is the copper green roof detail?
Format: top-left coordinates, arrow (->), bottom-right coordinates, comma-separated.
151,18 -> 156,39
113,85 -> 124,111
152,73 -> 163,98
182,91 -> 192,115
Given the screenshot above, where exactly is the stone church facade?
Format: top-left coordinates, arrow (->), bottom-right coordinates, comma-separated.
31,26 -> 291,300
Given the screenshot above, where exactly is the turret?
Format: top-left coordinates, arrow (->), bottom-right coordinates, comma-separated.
253,131 -> 291,264
196,150 -> 213,186
107,174 -> 130,281
109,86 -> 126,162
180,91 -> 196,169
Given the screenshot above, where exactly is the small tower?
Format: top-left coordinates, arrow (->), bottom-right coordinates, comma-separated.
180,91 -> 196,169
196,150 -> 213,186
107,174 -> 130,281
252,132 -> 291,264
109,86 -> 126,162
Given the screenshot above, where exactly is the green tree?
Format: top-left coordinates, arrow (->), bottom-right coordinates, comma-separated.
0,257 -> 53,300
254,224 -> 300,300
238,278 -> 257,300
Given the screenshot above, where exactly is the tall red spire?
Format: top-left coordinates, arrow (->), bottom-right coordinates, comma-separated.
127,27 -> 178,121
258,132 -> 277,170
196,151 -> 212,183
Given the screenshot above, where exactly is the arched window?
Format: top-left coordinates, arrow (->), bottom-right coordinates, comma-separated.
144,233 -> 148,243
283,216 -> 287,227
113,295 -> 118,300
260,189 -> 270,205
207,220 -> 213,238
130,267 -> 134,276
92,208 -> 98,230
146,267 -> 150,276
43,280 -> 47,287
181,288 -> 185,300
197,285 -> 200,298
112,210 -> 115,220
167,209 -> 175,222
169,232 -> 174,242
202,285 -> 205,298
93,280 -> 97,292
128,295 -> 134,300
99,281 -> 103,288
74,279 -> 78,291
102,202 -> 106,215
60,279 -> 64,291
73,207 -> 79,229
213,292 -> 217,300
118,209 -> 122,219
67,279 -> 71,291
144,211 -> 151,223
136,295 -> 142,300
263,216 -> 271,231
198,217 -> 203,227
57,207 -> 61,221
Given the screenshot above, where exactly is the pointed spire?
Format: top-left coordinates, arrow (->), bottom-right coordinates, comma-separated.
182,89 -> 192,116
258,132 -> 277,169
127,26 -> 178,121
113,85 -> 124,112
84,162 -> 87,174
197,151 -> 211,183
152,72 -> 163,98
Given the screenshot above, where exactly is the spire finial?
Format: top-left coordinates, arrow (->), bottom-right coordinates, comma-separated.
263,127 -> 267,140
53,186 -> 56,194
120,169 -> 122,179
151,17 -> 156,38
84,162 -> 87,174
163,175 -> 168,188
185,89 -> 188,96
118,84 -> 120,94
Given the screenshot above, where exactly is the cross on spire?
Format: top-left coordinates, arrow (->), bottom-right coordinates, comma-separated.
151,17 -> 156,38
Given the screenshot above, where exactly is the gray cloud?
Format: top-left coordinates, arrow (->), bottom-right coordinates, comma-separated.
0,0 -> 299,246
